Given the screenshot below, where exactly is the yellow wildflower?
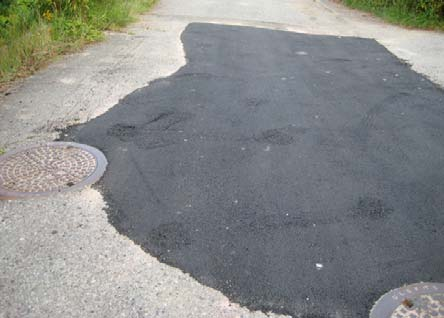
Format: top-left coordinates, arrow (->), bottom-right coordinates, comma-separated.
43,10 -> 53,22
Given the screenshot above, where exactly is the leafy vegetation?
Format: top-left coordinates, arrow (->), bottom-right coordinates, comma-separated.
342,0 -> 444,30
0,0 -> 155,88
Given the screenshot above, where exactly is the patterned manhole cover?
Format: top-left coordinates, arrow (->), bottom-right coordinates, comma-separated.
0,142 -> 107,199
370,283 -> 444,318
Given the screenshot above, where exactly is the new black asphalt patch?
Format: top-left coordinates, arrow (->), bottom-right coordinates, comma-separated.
64,23 -> 444,317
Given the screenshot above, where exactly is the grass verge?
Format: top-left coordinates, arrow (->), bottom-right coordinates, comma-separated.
341,0 -> 444,31
0,0 -> 156,91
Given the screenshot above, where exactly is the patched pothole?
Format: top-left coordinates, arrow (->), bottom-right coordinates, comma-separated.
0,142 -> 107,199
370,283 -> 444,318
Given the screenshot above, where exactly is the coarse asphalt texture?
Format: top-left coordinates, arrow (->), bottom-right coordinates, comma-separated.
65,23 -> 444,317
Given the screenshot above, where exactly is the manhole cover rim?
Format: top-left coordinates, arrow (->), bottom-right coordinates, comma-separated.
0,142 -> 107,199
370,282 -> 444,318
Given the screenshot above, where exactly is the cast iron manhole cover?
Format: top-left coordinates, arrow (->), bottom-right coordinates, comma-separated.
370,283 -> 444,318
0,142 -> 107,199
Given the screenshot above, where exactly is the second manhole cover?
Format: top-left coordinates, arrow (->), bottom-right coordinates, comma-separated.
0,142 -> 107,199
371,283 -> 444,318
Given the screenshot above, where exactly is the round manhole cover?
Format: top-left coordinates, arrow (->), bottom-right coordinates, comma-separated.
370,283 -> 444,318
0,142 -> 107,199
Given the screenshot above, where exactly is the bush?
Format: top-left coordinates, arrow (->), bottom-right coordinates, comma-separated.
343,0 -> 444,29
363,0 -> 444,17
416,0 -> 444,17
0,0 -> 155,86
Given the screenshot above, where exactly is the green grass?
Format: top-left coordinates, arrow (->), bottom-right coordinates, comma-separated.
0,0 -> 156,89
342,0 -> 444,30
